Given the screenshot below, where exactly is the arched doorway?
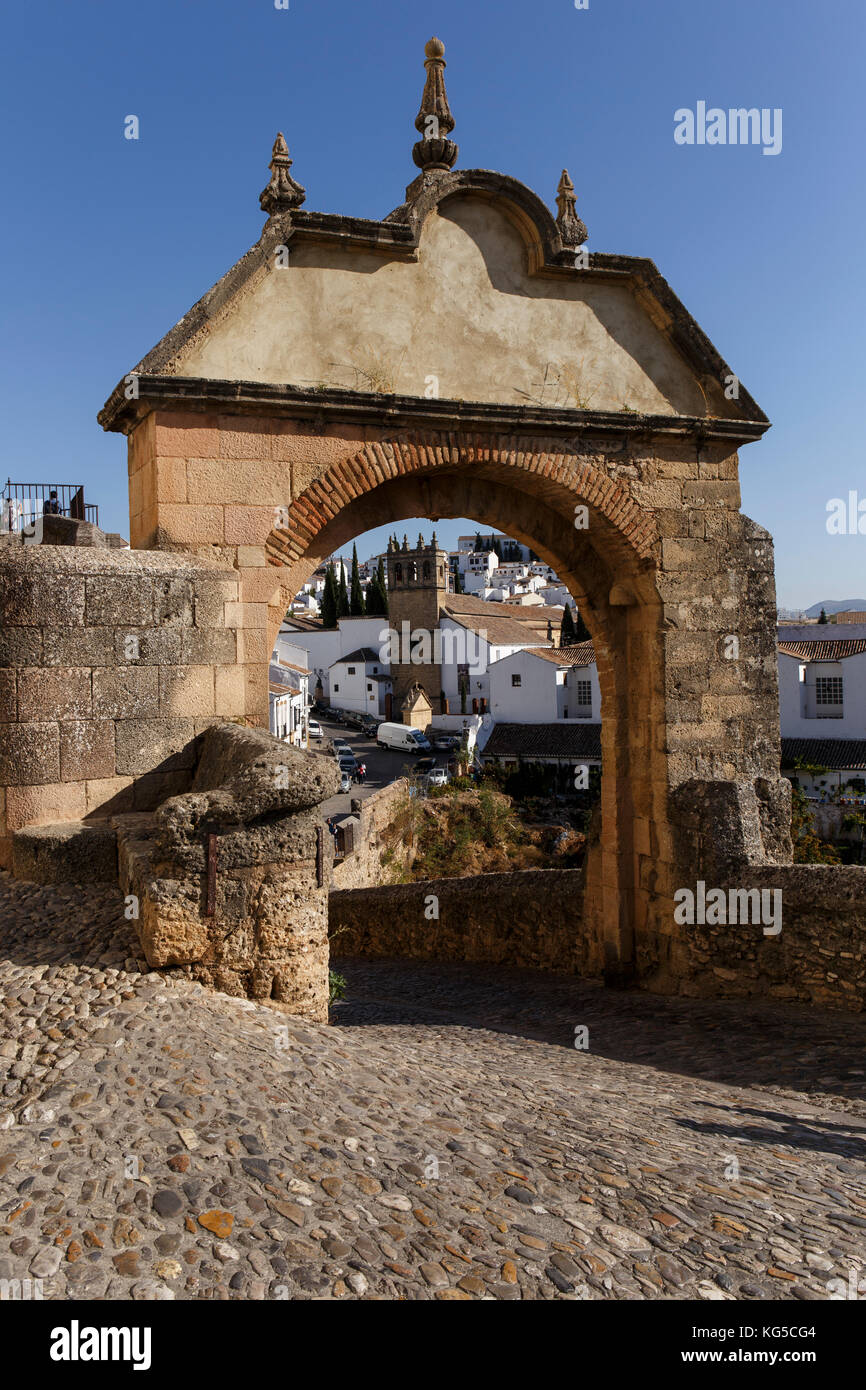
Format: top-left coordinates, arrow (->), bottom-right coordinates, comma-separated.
262,434 -> 668,984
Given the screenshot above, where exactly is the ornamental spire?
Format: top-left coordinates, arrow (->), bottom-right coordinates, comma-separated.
412,37 -> 458,172
555,168 -> 588,247
259,132 -> 306,216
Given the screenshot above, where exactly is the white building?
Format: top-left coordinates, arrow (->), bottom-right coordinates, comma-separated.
489,644 -> 600,723
268,641 -> 311,747
328,647 -> 391,716
458,549 -> 499,593
437,596 -> 557,714
778,633 -> 866,794
278,615 -> 388,702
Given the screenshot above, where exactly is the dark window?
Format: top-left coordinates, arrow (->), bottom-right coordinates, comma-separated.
394,563 -> 402,582
367,683 -> 372,692
347,666 -> 356,675
511,674 -> 522,688
423,561 -> 431,579
563,706 -> 569,719
333,684 -> 339,693
816,676 -> 843,705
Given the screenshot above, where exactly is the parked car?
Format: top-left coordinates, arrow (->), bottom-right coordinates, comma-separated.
339,771 -> 353,793
308,719 -> 323,740
426,767 -> 449,787
376,721 -> 431,753
432,733 -> 459,751
415,756 -> 436,775
338,753 -> 358,774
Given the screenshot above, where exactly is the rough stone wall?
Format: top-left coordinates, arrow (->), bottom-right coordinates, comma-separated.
329,870 -> 591,973
0,546 -> 244,867
330,864 -> 866,1013
330,779 -> 409,890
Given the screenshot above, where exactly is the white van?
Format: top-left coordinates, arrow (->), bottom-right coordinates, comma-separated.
376,722 -> 431,754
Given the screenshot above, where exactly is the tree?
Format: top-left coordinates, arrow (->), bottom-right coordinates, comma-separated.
321,563 -> 338,629
560,605 -> 577,645
818,608 -> 829,624
459,673 -> 468,714
336,561 -> 350,619
474,532 -> 483,552
453,565 -> 464,594
575,609 -> 591,642
349,544 -> 366,617
365,557 -> 388,617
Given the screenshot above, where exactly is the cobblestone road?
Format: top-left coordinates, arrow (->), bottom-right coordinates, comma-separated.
1,872 -> 864,1301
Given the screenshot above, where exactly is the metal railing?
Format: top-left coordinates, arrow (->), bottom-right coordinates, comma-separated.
2,480 -> 98,532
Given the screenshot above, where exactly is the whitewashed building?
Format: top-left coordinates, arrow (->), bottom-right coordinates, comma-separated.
328,647 -> 392,716
489,643 -> 600,723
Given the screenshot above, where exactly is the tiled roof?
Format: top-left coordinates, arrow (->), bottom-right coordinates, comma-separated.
523,642 -> 596,668
778,640 -> 866,661
268,663 -> 304,690
275,657 -> 311,675
329,647 -> 382,667
269,681 -> 300,697
281,616 -> 323,632
781,738 -> 866,771
441,595 -> 556,648
482,722 -> 602,760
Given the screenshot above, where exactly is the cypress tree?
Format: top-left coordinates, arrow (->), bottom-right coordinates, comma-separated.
336,561 -> 350,619
376,556 -> 389,615
560,605 -> 577,645
321,563 -> 338,629
349,544 -> 365,616
575,608 -> 591,642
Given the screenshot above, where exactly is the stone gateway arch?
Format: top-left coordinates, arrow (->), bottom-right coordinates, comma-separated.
85,36 -> 862,1008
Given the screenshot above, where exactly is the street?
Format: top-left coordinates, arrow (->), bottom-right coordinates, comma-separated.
312,714 -> 447,821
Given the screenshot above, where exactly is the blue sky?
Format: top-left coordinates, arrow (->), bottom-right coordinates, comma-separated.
1,0 -> 863,609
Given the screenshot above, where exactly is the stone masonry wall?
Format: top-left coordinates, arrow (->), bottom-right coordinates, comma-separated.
0,546 -> 244,867
330,779 -> 409,890
329,869 -> 592,973
330,864 -> 866,1012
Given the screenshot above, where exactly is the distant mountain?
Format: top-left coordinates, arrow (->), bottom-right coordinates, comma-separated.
804,600 -> 866,617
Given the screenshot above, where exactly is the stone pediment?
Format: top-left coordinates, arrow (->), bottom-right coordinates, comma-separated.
100,168 -> 766,435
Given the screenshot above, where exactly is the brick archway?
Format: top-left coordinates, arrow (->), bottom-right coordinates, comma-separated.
261,432 -> 665,982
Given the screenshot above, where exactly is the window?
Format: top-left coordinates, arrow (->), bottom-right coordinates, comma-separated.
367,683 -> 372,692
333,684 -> 339,693
373,666 -> 378,674
816,677 -> 843,705
563,706 -> 568,719
347,666 -> 356,675
394,563 -> 402,582
511,674 -> 522,688
576,680 -> 592,705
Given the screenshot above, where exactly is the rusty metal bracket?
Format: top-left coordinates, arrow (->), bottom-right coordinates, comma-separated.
206,831 -> 218,916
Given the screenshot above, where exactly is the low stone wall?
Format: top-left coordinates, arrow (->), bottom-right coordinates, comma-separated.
0,545 -> 243,867
329,869 -> 591,973
330,862 -> 866,1012
331,779 -> 408,890
676,863 -> 866,1011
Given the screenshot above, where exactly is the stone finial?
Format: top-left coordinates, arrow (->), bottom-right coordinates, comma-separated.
412,37 -> 458,172
259,133 -> 306,216
555,168 -> 588,247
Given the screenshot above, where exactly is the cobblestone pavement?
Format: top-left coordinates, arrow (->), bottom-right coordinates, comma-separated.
1,872 -> 865,1301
